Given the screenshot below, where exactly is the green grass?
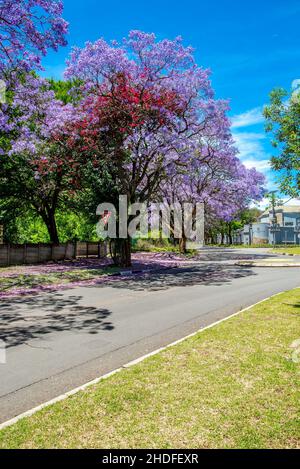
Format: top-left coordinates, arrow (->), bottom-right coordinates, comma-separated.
209,244 -> 273,249
131,240 -> 197,255
272,247 -> 300,256
132,245 -> 179,253
131,239 -> 179,253
1,289 -> 300,449
0,266 -> 120,293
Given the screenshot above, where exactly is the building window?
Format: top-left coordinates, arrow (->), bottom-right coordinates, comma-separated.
285,222 -> 294,227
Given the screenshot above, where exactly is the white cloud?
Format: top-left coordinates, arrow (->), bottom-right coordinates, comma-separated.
231,106 -> 282,194
250,197 -> 270,211
232,132 -> 268,161
292,78 -> 300,90
251,196 -> 300,211
263,172 -> 279,191
232,131 -> 278,191
242,158 -> 271,172
231,107 -> 264,128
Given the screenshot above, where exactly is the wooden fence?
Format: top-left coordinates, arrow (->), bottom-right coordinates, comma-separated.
0,241 -> 107,267
76,241 -> 107,259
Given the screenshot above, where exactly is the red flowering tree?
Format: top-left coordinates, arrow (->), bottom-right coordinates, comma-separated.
68,71 -> 185,176
64,32 -> 234,266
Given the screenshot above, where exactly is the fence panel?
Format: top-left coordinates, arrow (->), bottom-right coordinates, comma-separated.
0,241 -> 106,267
8,245 -> 24,265
75,241 -> 107,258
0,244 -> 9,267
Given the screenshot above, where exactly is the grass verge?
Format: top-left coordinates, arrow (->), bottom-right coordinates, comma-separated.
273,247 -> 300,256
208,244 -> 274,249
0,266 -> 120,293
0,289 -> 299,449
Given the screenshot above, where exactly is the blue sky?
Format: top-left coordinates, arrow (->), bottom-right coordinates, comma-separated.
42,0 -> 300,203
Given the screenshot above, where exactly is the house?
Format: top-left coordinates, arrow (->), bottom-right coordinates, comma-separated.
242,199 -> 300,245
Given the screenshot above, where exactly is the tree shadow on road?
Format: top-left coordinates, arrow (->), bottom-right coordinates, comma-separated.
0,293 -> 114,347
193,249 -> 275,262
0,264 -> 257,348
91,264 -> 257,292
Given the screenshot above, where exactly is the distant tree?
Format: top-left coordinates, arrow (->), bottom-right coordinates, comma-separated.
205,207 -> 262,246
160,144 -> 264,252
239,207 -> 262,225
264,86 -> 300,196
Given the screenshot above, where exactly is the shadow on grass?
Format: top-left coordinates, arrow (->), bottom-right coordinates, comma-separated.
282,301 -> 300,310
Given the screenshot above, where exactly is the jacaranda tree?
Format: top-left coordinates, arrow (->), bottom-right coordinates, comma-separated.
0,0 -> 68,76
0,24 -> 264,260
161,138 -> 264,252
64,31 -> 263,266
0,0 -> 69,242
0,75 -> 82,243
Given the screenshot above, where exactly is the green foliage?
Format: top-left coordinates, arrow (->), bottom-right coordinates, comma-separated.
47,78 -> 84,104
132,237 -> 177,252
205,208 -> 262,245
264,87 -> 300,196
13,215 -> 50,243
1,209 -> 100,244
56,211 -> 100,242
239,207 -> 262,225
47,79 -> 74,104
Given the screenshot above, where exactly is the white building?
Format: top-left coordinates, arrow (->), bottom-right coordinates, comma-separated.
243,199 -> 300,245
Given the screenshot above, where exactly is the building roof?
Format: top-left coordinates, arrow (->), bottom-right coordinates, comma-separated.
258,198 -> 300,220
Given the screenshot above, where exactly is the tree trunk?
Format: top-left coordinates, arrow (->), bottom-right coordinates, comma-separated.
42,210 -> 59,244
110,238 -> 132,267
221,233 -> 225,245
179,236 -> 187,254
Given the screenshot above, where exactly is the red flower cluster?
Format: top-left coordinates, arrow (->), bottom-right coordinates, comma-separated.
66,72 -> 186,155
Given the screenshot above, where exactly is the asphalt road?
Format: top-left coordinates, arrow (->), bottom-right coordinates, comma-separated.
0,248 -> 299,423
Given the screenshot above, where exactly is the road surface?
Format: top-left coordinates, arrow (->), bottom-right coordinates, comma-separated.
0,248 -> 299,423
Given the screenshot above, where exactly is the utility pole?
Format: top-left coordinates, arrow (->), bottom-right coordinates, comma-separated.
269,191 -> 280,246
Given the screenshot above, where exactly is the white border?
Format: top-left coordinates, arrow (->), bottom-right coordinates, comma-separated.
0,290 -> 292,431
